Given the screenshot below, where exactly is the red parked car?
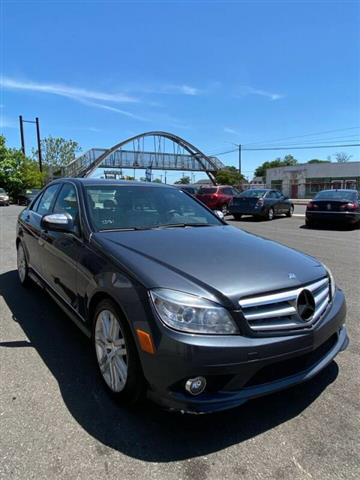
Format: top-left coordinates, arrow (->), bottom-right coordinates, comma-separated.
197,185 -> 239,214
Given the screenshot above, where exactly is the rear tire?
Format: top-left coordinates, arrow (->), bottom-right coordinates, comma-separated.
233,214 -> 242,221
266,208 -> 274,221
92,299 -> 145,405
17,242 -> 31,287
221,204 -> 228,215
305,218 -> 314,228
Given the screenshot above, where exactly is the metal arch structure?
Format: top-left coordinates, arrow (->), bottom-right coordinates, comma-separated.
63,131 -> 224,184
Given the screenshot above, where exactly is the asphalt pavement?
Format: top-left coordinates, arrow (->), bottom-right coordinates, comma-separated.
0,205 -> 359,480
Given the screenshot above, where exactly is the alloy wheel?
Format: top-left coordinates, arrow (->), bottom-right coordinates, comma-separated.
94,309 -> 128,392
17,243 -> 27,284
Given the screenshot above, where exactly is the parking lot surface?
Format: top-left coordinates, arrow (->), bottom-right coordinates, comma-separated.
0,205 -> 359,480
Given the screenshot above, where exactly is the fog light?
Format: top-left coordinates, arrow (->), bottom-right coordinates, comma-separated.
185,376 -> 207,396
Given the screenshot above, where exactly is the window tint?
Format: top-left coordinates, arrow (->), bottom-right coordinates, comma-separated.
314,190 -> 357,201
220,188 -> 233,195
85,185 -> 222,231
267,191 -> 277,199
199,187 -> 217,194
239,189 -> 267,198
31,192 -> 43,211
53,183 -> 79,220
35,185 -> 60,216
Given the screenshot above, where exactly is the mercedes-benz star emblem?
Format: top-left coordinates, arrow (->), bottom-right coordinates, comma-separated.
297,289 -> 315,321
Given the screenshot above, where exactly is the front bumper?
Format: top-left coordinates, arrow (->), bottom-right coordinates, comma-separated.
142,289 -> 348,413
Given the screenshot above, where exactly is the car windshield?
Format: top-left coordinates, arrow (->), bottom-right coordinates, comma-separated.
238,189 -> 267,198
314,190 -> 357,201
85,185 -> 223,231
198,187 -> 217,194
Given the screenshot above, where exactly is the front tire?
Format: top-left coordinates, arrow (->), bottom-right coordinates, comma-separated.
286,205 -> 294,217
233,214 -> 242,221
92,299 -> 145,405
221,204 -> 228,215
17,242 -> 30,287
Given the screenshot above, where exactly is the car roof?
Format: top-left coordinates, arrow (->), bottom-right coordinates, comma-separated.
316,189 -> 358,193
51,178 -> 174,188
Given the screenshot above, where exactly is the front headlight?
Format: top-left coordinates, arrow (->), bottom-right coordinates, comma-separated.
324,265 -> 336,299
150,289 -> 238,334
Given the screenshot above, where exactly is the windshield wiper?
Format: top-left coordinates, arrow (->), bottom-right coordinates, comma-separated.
158,223 -> 213,229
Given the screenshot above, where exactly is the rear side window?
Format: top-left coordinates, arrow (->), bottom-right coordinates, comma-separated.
199,187 -> 217,194
35,184 -> 60,216
220,188 -> 233,195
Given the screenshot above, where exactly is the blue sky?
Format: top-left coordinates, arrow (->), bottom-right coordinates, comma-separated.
1,0 -> 359,182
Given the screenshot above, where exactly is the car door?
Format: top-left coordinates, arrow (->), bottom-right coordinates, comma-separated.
21,184 -> 61,277
273,190 -> 286,213
264,190 -> 278,212
39,182 -> 83,311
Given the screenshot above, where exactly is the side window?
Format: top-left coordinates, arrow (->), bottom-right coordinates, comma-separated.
221,188 -> 233,195
274,191 -> 282,199
31,192 -> 44,212
53,183 -> 79,221
35,185 -> 60,216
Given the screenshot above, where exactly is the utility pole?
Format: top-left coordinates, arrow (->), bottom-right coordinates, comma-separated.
19,116 -> 25,155
238,143 -> 242,175
18,115 -> 43,172
35,117 -> 43,172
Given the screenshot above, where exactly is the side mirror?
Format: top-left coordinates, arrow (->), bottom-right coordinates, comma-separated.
214,210 -> 225,220
41,213 -> 74,232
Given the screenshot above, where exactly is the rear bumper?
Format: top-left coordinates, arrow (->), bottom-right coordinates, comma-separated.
306,211 -> 360,224
144,289 -> 348,414
228,205 -> 263,216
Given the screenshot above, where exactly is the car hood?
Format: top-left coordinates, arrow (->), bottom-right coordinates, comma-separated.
93,225 -> 326,307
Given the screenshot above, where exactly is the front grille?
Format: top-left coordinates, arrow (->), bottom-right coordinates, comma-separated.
239,277 -> 330,332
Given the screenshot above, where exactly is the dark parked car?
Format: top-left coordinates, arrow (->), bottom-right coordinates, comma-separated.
0,187 -> 10,206
174,184 -> 200,196
229,188 -> 294,221
16,179 -> 348,413
197,185 -> 239,214
17,188 -> 41,206
306,189 -> 360,228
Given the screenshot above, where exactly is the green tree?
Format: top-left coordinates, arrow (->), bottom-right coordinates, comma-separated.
0,135 -> 44,197
175,176 -> 191,184
307,159 -> 331,164
254,155 -> 298,180
152,178 -> 162,183
214,166 -> 245,186
35,136 -> 81,168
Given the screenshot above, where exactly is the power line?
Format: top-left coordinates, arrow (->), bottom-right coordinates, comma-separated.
243,143 -> 360,152
257,135 -> 360,148
243,126 -> 360,147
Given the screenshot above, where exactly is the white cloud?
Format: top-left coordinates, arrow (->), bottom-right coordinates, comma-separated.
163,84 -> 200,96
1,77 -> 139,104
0,116 -> 16,129
224,127 -> 241,136
237,85 -> 284,101
74,97 -> 148,121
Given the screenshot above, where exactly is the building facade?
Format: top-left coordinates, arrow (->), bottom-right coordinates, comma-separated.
266,162 -> 360,198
